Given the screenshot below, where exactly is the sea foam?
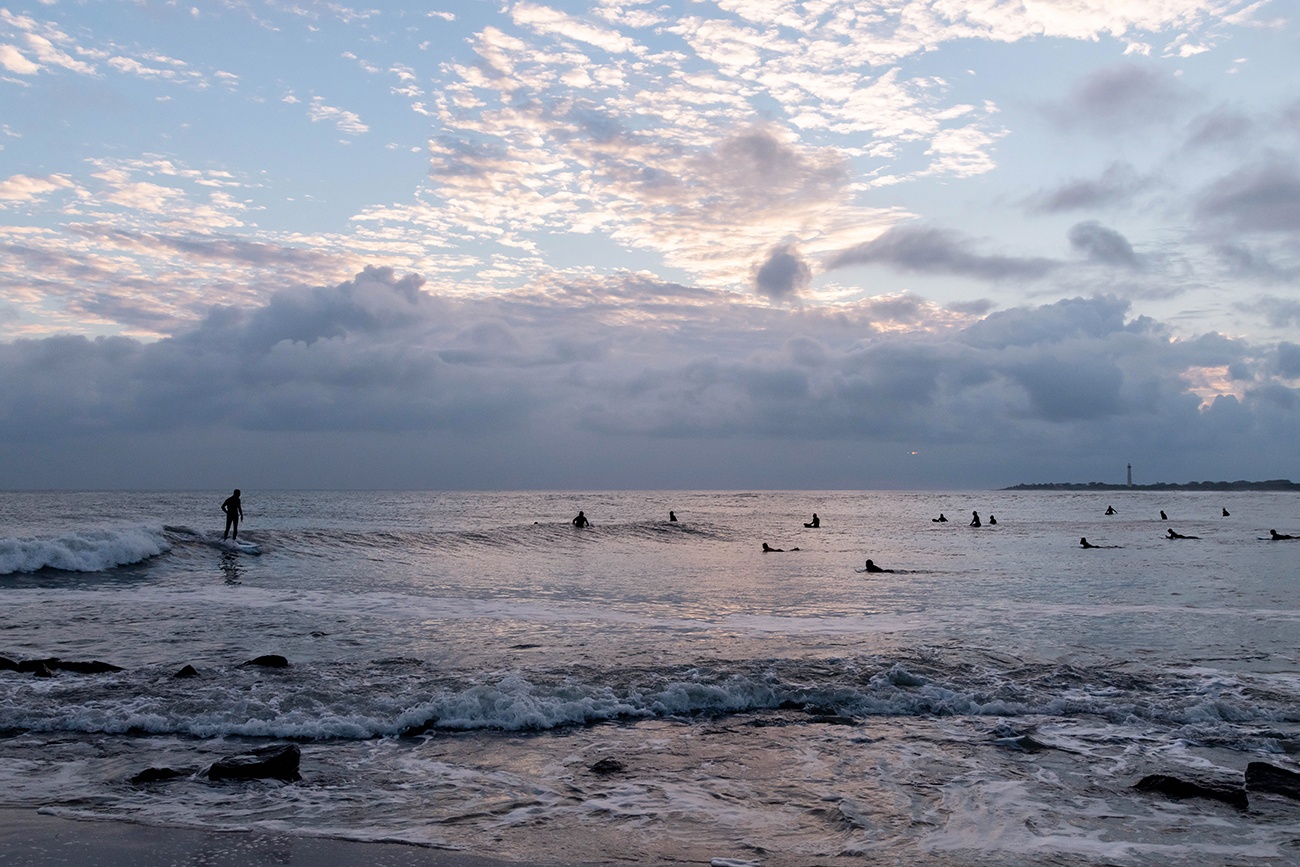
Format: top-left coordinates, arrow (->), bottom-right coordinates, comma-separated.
0,525 -> 170,574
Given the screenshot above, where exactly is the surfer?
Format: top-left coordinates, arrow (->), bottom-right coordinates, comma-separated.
970,511 -> 981,527
1270,529 -> 1296,540
988,515 -> 997,526
762,542 -> 783,552
1080,537 -> 1097,548
1167,528 -> 1199,540
804,513 -> 820,528
864,559 -> 894,573
1222,508 -> 1230,517
1105,505 -> 1116,515
221,489 -> 243,541
932,513 -> 948,523
1160,510 -> 1167,520
572,511 -> 589,528
669,511 -> 677,522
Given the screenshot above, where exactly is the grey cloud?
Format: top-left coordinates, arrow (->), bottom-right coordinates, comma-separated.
1026,162 -> 1150,213
1217,245 -> 1300,284
1184,105 -> 1254,150
1048,63 -> 1188,134
2,275 -> 1296,489
1068,221 -> 1141,269
1276,342 -> 1300,378
1240,295 -> 1300,328
1195,159 -> 1300,233
752,243 -> 811,299
825,225 -> 1058,282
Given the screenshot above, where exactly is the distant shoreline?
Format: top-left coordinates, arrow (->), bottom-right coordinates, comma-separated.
1003,479 -> 1300,492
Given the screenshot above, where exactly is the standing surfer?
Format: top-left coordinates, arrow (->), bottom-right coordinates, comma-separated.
222,489 -> 243,541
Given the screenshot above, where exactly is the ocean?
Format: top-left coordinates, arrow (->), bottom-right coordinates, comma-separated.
2,489 -> 1299,865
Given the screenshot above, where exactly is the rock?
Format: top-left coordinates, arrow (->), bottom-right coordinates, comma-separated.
1246,762 -> 1300,800
207,744 -> 301,782
174,664 -> 199,679
15,658 -> 121,675
0,656 -> 17,671
16,658 -> 59,673
590,758 -> 626,774
241,655 -> 289,669
131,767 -> 194,784
1134,774 -> 1247,809
30,663 -> 54,678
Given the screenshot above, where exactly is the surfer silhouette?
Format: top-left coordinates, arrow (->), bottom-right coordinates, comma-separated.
970,511 -> 981,527
805,513 -> 820,528
1222,508 -> 1230,517
762,542 -> 783,552
1105,505 -> 1116,515
1080,537 -> 1097,548
932,513 -> 948,523
864,559 -> 893,573
669,511 -> 677,522
572,511 -> 589,528
988,515 -> 997,525
221,489 -> 243,541
1270,529 -> 1295,540
1167,528 -> 1198,540
1160,510 -> 1167,520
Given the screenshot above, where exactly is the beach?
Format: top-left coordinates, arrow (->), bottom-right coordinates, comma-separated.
3,489 -> 1300,865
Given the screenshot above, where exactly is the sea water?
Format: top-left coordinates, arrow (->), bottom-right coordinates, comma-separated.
2,489 -> 1299,865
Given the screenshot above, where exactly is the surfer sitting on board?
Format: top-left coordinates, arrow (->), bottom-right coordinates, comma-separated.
572,511 -> 589,528
804,513 -> 820,528
222,489 -> 243,541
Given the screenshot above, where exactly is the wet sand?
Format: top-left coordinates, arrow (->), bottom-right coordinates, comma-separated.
0,808 -> 582,867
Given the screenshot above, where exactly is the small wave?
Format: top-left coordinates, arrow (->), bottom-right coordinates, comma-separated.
0,525 -> 171,575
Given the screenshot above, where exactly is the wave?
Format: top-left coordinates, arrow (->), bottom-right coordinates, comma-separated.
0,525 -> 171,575
5,657 -> 1299,744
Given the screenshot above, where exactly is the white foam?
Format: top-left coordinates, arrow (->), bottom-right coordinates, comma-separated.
0,525 -> 170,574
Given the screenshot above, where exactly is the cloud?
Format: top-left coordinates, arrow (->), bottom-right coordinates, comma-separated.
752,243 -> 811,299
0,173 -> 74,201
307,97 -> 369,136
825,225 -> 1058,282
0,43 -> 39,75
1047,64 -> 1189,134
1068,221 -> 1141,269
1026,162 -> 1151,213
1195,158 -> 1300,233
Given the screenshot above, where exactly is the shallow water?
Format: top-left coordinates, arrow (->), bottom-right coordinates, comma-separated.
2,489 -> 1300,864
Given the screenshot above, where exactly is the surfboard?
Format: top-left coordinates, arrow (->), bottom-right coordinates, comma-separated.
218,539 -> 262,555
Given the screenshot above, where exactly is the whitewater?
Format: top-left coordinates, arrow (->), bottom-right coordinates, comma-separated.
2,488 -> 1300,866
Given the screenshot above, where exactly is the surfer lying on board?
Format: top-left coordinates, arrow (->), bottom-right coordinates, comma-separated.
1080,537 -> 1120,549
221,489 -> 243,541
762,542 -> 800,552
1270,529 -> 1296,540
1166,528 -> 1199,539
864,559 -> 894,573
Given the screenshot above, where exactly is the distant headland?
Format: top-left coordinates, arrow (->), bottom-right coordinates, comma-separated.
1004,479 -> 1300,492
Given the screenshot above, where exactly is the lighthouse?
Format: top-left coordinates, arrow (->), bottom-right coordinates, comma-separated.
1127,463 -> 1133,487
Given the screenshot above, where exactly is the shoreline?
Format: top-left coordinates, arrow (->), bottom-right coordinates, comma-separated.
0,808 -> 574,867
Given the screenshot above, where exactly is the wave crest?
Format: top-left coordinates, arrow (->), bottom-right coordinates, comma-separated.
0,525 -> 171,575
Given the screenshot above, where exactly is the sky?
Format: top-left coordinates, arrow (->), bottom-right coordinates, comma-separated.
1,0 -> 1298,490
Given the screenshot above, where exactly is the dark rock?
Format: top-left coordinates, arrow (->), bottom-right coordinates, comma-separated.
1246,762 -> 1300,800
207,744 -> 301,782
1134,774 -> 1247,809
242,655 -> 289,669
131,767 -> 194,784
399,716 -> 439,738
590,758 -> 626,774
30,663 -> 54,678
0,656 -> 17,671
174,665 -> 199,679
16,658 -> 59,673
